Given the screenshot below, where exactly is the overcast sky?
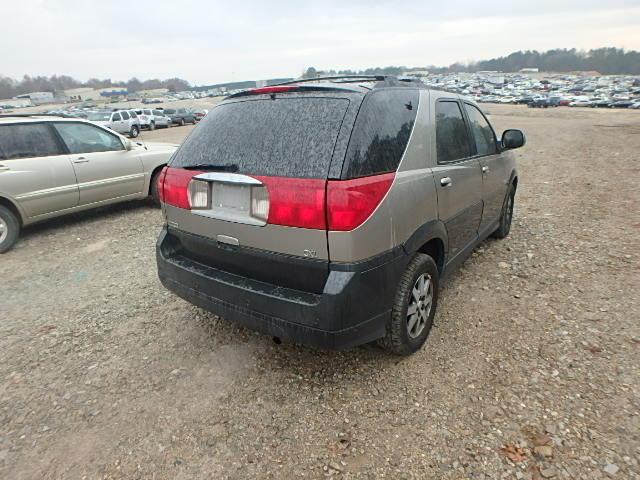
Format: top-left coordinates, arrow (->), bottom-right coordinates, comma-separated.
2,0 -> 639,85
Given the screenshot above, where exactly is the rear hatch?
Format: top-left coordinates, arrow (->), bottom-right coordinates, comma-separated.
159,91 -> 357,293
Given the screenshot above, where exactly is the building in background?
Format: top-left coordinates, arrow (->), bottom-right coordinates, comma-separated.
63,87 -> 100,102
0,98 -> 32,108
99,87 -> 128,98
14,91 -> 54,105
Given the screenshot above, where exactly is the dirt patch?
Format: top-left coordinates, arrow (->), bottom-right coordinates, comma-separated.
1,104 -> 639,479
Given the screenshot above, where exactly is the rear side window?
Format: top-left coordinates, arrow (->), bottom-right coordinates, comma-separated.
54,123 -> 124,154
0,123 -> 63,159
112,112 -> 122,121
170,97 -> 349,178
121,111 -> 130,120
435,101 -> 471,163
129,111 -> 137,118
343,89 -> 419,178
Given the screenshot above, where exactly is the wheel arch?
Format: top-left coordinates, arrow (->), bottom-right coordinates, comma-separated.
0,195 -> 24,226
402,220 -> 448,275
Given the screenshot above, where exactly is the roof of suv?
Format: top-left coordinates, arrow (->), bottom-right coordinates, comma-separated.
226,75 -> 428,100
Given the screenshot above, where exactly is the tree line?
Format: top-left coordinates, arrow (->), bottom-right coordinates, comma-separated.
303,47 -> 640,78
2,47 -> 638,99
0,76 -> 191,100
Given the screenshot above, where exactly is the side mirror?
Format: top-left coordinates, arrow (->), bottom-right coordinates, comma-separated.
502,129 -> 526,150
123,138 -> 134,150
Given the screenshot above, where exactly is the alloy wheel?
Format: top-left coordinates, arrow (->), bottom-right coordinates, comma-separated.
407,273 -> 433,339
0,217 -> 7,244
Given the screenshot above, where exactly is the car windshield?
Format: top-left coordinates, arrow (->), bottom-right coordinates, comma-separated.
86,112 -> 111,121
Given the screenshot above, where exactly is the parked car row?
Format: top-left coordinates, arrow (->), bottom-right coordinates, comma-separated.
40,107 -> 209,137
421,72 -> 640,110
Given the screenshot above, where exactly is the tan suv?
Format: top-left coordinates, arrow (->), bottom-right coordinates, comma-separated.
0,115 -> 178,252
156,76 -> 526,354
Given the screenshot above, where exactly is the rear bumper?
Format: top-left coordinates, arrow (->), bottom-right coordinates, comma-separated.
156,227 -> 408,349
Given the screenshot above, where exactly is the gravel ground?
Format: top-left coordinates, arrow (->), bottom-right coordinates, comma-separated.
1,104 -> 638,479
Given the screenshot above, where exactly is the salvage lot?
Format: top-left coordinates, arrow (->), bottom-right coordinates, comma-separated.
1,105 -> 639,479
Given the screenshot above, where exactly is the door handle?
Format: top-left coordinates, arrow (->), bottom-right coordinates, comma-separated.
0,165 -> 10,171
440,177 -> 452,187
482,166 -> 490,174
73,157 -> 89,164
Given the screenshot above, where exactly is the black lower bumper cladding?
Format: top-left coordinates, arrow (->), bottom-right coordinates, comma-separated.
156,227 -> 408,349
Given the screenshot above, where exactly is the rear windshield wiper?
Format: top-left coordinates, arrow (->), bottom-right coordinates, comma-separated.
182,164 -> 238,172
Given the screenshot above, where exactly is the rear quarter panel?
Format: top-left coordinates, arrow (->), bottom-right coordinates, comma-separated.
328,90 -> 438,263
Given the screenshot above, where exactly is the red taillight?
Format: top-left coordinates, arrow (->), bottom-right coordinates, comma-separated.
161,167 -> 203,209
254,173 -> 395,231
157,166 -> 168,203
327,173 -> 395,231
255,177 -> 326,230
248,86 -> 298,95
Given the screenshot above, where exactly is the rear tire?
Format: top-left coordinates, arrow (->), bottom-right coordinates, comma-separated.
129,125 -> 139,138
378,253 -> 439,356
149,121 -> 155,131
0,205 -> 20,253
180,118 -> 185,126
492,184 -> 515,239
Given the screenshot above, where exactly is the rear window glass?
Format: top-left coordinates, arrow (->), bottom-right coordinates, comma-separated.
343,89 -> 419,178
0,123 -> 63,159
170,97 -> 350,178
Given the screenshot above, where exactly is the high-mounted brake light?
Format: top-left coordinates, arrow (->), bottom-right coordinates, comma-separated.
327,173 -> 395,231
247,86 -> 298,95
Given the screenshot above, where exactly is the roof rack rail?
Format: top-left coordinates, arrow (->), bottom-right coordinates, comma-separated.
274,75 -> 388,86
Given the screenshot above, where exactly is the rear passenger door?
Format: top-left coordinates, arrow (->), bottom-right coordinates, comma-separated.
0,123 -> 79,218
463,103 -> 508,233
53,122 -> 145,205
432,98 -> 483,259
